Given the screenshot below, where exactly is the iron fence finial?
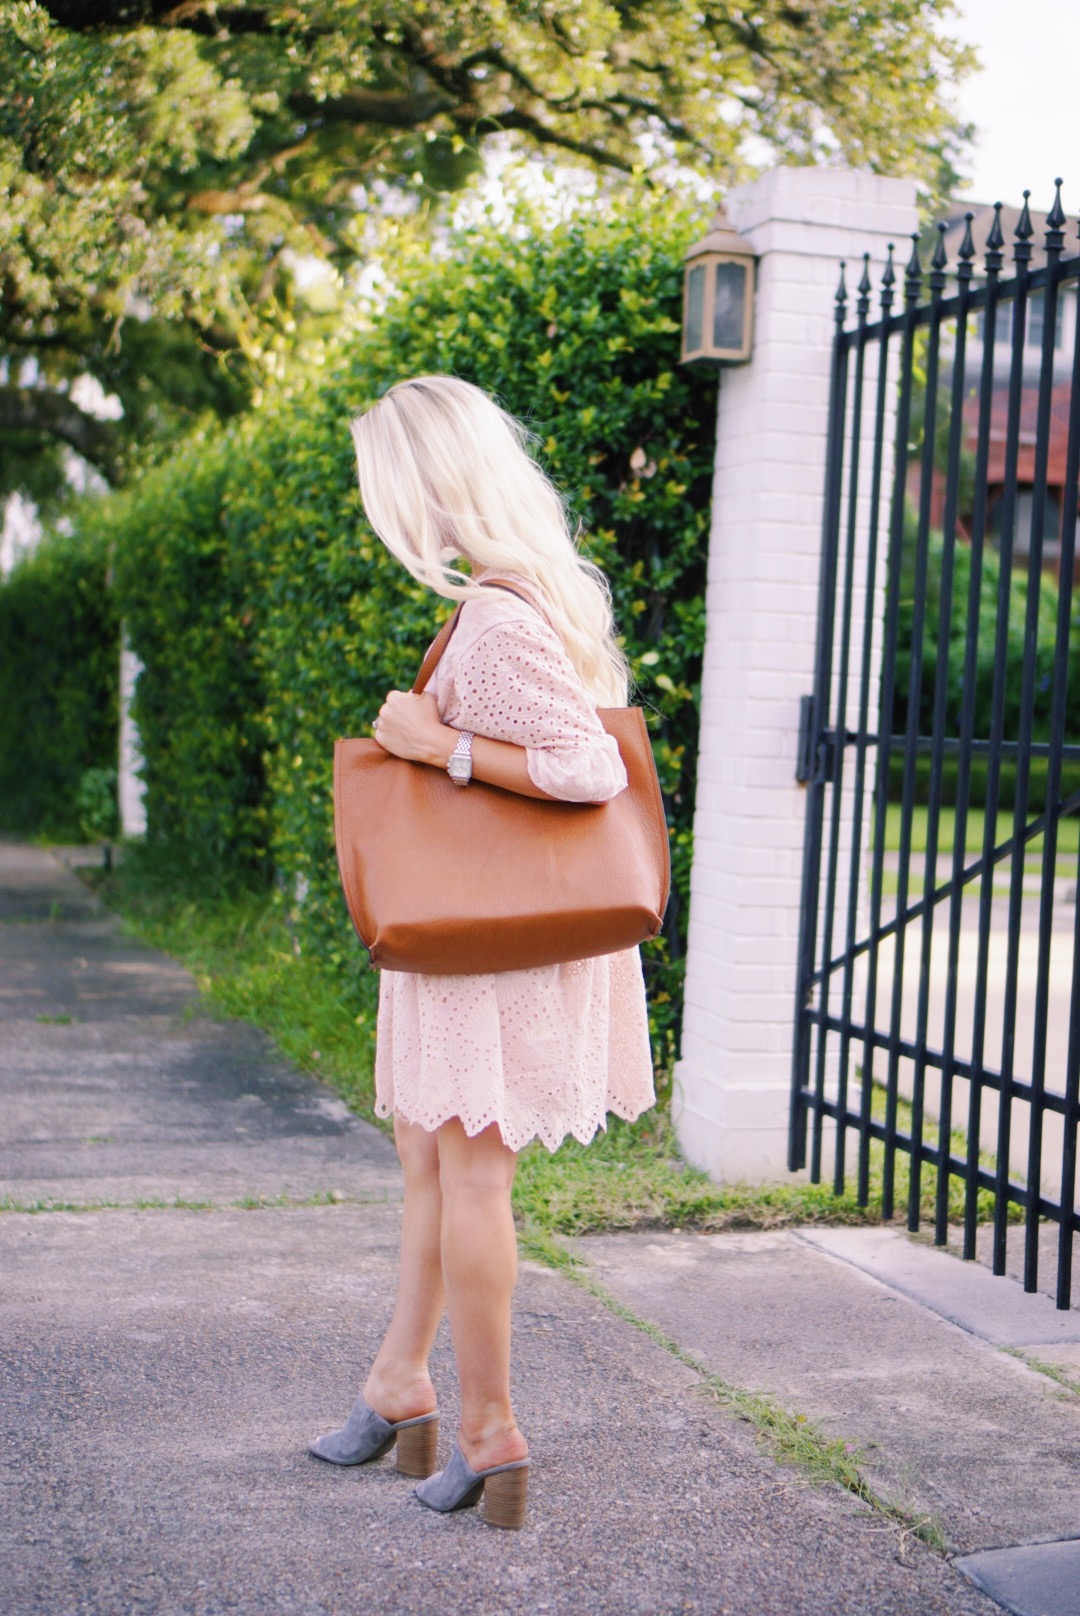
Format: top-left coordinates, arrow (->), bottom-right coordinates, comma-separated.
957,212 -> 976,283
1016,190 -> 1034,241
904,233 -> 922,303
1044,179 -> 1066,257
856,252 -> 871,318
1014,190 -> 1034,269
930,222 -> 948,293
985,203 -> 1005,275
879,243 -> 895,314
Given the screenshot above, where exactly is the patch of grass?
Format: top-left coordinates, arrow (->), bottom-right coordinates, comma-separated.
882,804 -> 1080,860
533,1239 -> 946,1551
1001,1346 -> 1080,1399
513,1080 -> 1013,1245
0,1190 -> 391,1215
0,1195 -> 219,1214
514,1114 -> 883,1239
94,841 -> 1009,1242
35,1013 -> 74,1025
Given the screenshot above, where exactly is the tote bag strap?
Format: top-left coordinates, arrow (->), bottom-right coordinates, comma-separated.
412,609 -> 463,695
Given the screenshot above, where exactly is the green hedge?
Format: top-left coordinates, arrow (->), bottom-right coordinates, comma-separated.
105,443 -> 271,878
895,511 -> 1078,745
104,197 -> 719,1071
0,527 -> 119,838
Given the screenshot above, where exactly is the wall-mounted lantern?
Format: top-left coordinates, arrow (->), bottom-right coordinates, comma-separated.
681,205 -> 757,366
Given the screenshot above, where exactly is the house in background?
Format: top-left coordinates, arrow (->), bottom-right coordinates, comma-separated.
908,198 -> 1078,581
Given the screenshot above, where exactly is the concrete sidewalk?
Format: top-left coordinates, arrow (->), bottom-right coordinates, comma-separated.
1,841 -> 1077,1616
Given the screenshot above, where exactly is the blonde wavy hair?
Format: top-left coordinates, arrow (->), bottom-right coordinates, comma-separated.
350,375 -> 630,706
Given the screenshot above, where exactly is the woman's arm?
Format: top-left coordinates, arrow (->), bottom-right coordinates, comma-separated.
373,690 -> 560,801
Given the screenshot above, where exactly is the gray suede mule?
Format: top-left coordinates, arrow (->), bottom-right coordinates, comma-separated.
414,1440 -> 529,1529
308,1396 -> 439,1477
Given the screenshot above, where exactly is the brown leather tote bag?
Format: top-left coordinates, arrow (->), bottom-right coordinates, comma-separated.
333,582 -> 670,975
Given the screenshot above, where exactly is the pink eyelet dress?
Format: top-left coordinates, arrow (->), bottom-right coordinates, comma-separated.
373,582 -> 656,1153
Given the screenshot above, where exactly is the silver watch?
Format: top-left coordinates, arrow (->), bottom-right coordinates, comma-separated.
447,730 -> 474,785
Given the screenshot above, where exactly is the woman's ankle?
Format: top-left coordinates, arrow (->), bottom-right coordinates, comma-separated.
362,1364 -> 437,1424
458,1418 -> 528,1472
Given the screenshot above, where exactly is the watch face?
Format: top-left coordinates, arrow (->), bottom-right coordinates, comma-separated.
448,755 -> 471,782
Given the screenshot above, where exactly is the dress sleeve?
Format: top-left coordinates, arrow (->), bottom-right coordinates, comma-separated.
444,614 -> 628,804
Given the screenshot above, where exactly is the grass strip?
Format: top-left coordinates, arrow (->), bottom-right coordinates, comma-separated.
882,804 -> 1080,859
521,1228 -> 946,1552
1001,1346 -> 1080,1399
0,1190 -> 397,1215
86,843 -> 1012,1240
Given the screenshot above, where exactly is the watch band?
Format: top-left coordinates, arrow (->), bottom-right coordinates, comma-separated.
447,730 -> 474,785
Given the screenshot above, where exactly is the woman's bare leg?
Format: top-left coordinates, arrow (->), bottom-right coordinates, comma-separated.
362,1116 -> 444,1421
436,1118 -> 529,1471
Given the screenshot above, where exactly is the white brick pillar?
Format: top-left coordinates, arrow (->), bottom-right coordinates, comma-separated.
672,167 -> 918,1183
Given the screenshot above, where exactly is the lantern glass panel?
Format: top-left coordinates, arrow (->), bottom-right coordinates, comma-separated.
685,263 -> 706,354
713,260 -> 746,352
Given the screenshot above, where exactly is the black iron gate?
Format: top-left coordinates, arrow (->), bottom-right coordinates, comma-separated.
790,184 -> 1080,1309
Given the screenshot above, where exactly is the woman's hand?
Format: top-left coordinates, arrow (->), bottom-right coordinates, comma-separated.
373,690 -> 455,768
373,689 -> 559,800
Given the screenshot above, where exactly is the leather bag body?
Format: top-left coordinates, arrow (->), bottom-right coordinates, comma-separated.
332,584 -> 670,975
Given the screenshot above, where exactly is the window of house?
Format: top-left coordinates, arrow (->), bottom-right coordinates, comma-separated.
973,293 -> 1067,349
1027,290 -> 1065,350
989,486 -> 1062,562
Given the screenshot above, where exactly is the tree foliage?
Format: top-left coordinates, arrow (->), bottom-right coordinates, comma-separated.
2,0 -> 973,496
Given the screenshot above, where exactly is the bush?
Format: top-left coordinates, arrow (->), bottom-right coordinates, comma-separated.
894,508 -> 1078,748
75,765 -> 120,842
892,508 -> 1080,810
105,442 -> 271,879
105,196 -> 719,1074
0,527 -> 119,838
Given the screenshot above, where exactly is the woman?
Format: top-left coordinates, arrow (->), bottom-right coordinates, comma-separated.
309,375 -> 655,1529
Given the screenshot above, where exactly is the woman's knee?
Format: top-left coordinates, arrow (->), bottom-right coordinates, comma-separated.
394,1115 -> 441,1182
437,1119 -> 517,1199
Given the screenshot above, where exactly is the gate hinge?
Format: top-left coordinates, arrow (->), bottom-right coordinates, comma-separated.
795,695 -> 836,785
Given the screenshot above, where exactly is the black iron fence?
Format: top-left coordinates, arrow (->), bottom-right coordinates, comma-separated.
790,182 -> 1080,1309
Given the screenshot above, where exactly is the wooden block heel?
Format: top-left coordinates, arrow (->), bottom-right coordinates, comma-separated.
481,1465 -> 528,1530
309,1396 -> 438,1470
395,1416 -> 439,1478
414,1441 -> 530,1524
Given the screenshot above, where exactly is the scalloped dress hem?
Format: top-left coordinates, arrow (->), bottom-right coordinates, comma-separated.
373,1093 -> 656,1156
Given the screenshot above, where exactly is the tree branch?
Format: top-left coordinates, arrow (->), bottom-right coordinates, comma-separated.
41,2 -> 284,36
287,88 -> 455,130
0,386 -> 121,482
479,109 -> 635,173
385,25 -> 636,171
185,186 -> 288,216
